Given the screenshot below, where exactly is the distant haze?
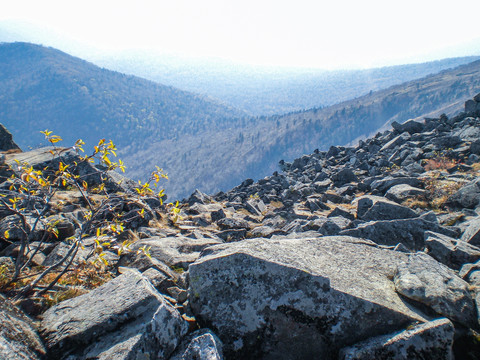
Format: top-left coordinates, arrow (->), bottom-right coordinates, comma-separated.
1,0 -> 480,70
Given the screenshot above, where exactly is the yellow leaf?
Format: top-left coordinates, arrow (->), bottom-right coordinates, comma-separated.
4,230 -> 9,239
49,136 -> 63,144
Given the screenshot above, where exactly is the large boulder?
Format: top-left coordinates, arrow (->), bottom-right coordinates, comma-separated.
391,119 -> 425,135
6,147 -> 135,193
0,295 -> 46,360
0,123 -> 21,151
187,189 -> 213,205
118,235 -> 222,269
394,253 -> 477,328
370,176 -> 422,194
385,184 -> 427,203
340,216 -> 457,251
379,133 -> 410,152
188,236 -> 426,359
425,231 -> 480,270
40,269 -> 188,359
355,195 -> 418,221
331,168 -> 358,186
446,178 -> 480,209
339,318 -> 454,360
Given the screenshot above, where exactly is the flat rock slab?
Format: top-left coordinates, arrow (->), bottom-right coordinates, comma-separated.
340,217 -> 457,251
41,269 -> 187,359
425,231 -> 480,270
385,184 -> 427,203
188,236 -> 426,359
339,318 -> 454,360
461,217 -> 480,247
0,295 -> 46,360
120,235 -> 222,269
394,253 -> 477,328
355,195 -> 418,221
370,176 -> 421,194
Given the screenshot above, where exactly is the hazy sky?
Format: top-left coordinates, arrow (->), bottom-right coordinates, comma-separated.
1,0 -> 480,69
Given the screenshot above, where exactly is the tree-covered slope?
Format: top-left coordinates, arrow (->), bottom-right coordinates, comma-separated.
96,52 -> 480,116
0,42 -> 245,151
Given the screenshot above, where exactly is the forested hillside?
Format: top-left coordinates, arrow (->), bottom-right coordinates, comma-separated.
0,42 -> 245,151
97,52 -> 480,115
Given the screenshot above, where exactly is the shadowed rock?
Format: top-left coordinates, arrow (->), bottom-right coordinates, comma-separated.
355,195 -> 418,221
0,295 -> 46,360
394,253 -> 477,328
0,123 -> 21,151
188,236 -> 426,359
339,318 -> 454,360
41,270 -> 188,359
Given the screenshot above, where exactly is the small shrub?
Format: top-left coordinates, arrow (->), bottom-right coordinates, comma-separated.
420,173 -> 464,211
422,151 -> 459,171
0,130 -> 166,301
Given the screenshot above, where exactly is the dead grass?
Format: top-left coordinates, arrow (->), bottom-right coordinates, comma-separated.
409,173 -> 466,211
269,201 -> 284,209
471,162 -> 480,172
1,262 -> 114,307
423,157 -> 458,171
402,197 -> 429,210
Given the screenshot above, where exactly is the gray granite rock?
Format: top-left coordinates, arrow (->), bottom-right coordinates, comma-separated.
370,176 -> 421,194
461,217 -> 480,247
394,253 -> 476,328
119,235 -> 221,269
217,217 -> 250,230
340,216 -> 457,251
385,184 -> 427,203
41,269 -> 188,359
169,329 -> 224,360
188,236 -> 426,359
391,119 -> 425,135
447,178 -> 480,209
355,195 -> 418,221
0,294 -> 46,360
0,123 -> 21,151
339,318 -> 454,360
425,231 -> 480,270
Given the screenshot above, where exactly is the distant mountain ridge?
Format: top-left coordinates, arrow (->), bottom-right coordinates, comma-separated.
95,52 -> 480,116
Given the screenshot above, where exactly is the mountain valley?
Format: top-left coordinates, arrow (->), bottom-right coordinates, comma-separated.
2,42 -> 480,200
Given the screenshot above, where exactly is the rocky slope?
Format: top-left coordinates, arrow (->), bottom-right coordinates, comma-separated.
2,95 -> 480,358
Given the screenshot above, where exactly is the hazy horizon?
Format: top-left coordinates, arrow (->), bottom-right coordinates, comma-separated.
1,0 -> 480,71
